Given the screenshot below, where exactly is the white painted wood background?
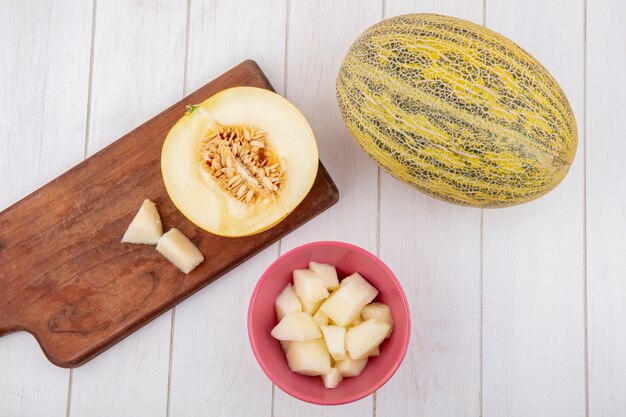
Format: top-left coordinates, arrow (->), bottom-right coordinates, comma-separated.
0,0 -> 623,416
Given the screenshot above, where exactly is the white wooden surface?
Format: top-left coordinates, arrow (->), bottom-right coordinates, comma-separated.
1,1 -> 624,416
587,0 -> 626,416
482,2 -> 587,417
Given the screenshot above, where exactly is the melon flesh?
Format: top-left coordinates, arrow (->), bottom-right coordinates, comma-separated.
322,368 -> 343,389
286,339 -> 331,376
320,325 -> 347,361
121,199 -> 163,244
346,319 -> 390,360
156,228 -> 204,273
319,272 -> 378,326
271,312 -> 322,341
313,309 -> 330,326
362,302 -> 393,338
275,284 -> 302,321
280,340 -> 291,353
308,261 -> 339,289
336,357 -> 368,377
351,318 -> 363,327
270,266 -> 391,389
161,87 -> 319,237
362,302 -> 393,324
293,269 -> 329,303
301,298 -> 323,315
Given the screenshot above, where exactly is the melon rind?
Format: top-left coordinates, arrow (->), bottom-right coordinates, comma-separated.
336,14 -> 577,208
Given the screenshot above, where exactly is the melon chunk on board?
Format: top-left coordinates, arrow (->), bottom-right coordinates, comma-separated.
319,272 -> 378,326
122,199 -> 163,244
286,339 -> 332,376
156,228 -> 204,273
275,284 -> 302,321
271,312 -> 322,341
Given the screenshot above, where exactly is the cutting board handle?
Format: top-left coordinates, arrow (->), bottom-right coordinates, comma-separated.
0,302 -> 21,337
0,289 -> 12,336
0,317 -> 18,337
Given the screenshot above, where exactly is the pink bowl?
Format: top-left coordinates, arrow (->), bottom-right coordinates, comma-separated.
247,241 -> 410,405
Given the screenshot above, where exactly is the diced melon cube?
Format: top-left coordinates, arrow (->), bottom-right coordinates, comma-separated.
280,340 -> 291,353
122,199 -> 163,244
369,347 -> 380,357
336,357 -> 368,377
286,339 -> 331,376
322,367 -> 343,389
301,298 -> 323,315
362,302 -> 394,338
346,319 -> 390,360
319,272 -> 378,326
275,284 -> 302,321
271,312 -> 322,341
293,269 -> 329,303
308,261 -> 339,290
155,228 -> 204,273
320,325 -> 347,361
351,318 -> 363,327
313,309 -> 330,326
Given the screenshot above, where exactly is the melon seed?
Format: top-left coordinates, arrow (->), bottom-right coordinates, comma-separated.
200,124 -> 286,206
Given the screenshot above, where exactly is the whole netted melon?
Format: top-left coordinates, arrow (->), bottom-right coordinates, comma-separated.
336,14 -> 577,208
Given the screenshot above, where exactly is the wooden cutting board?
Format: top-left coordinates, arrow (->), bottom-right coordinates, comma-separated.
0,60 -> 339,368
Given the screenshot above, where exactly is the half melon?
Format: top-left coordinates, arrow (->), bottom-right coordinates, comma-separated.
161,87 -> 318,237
